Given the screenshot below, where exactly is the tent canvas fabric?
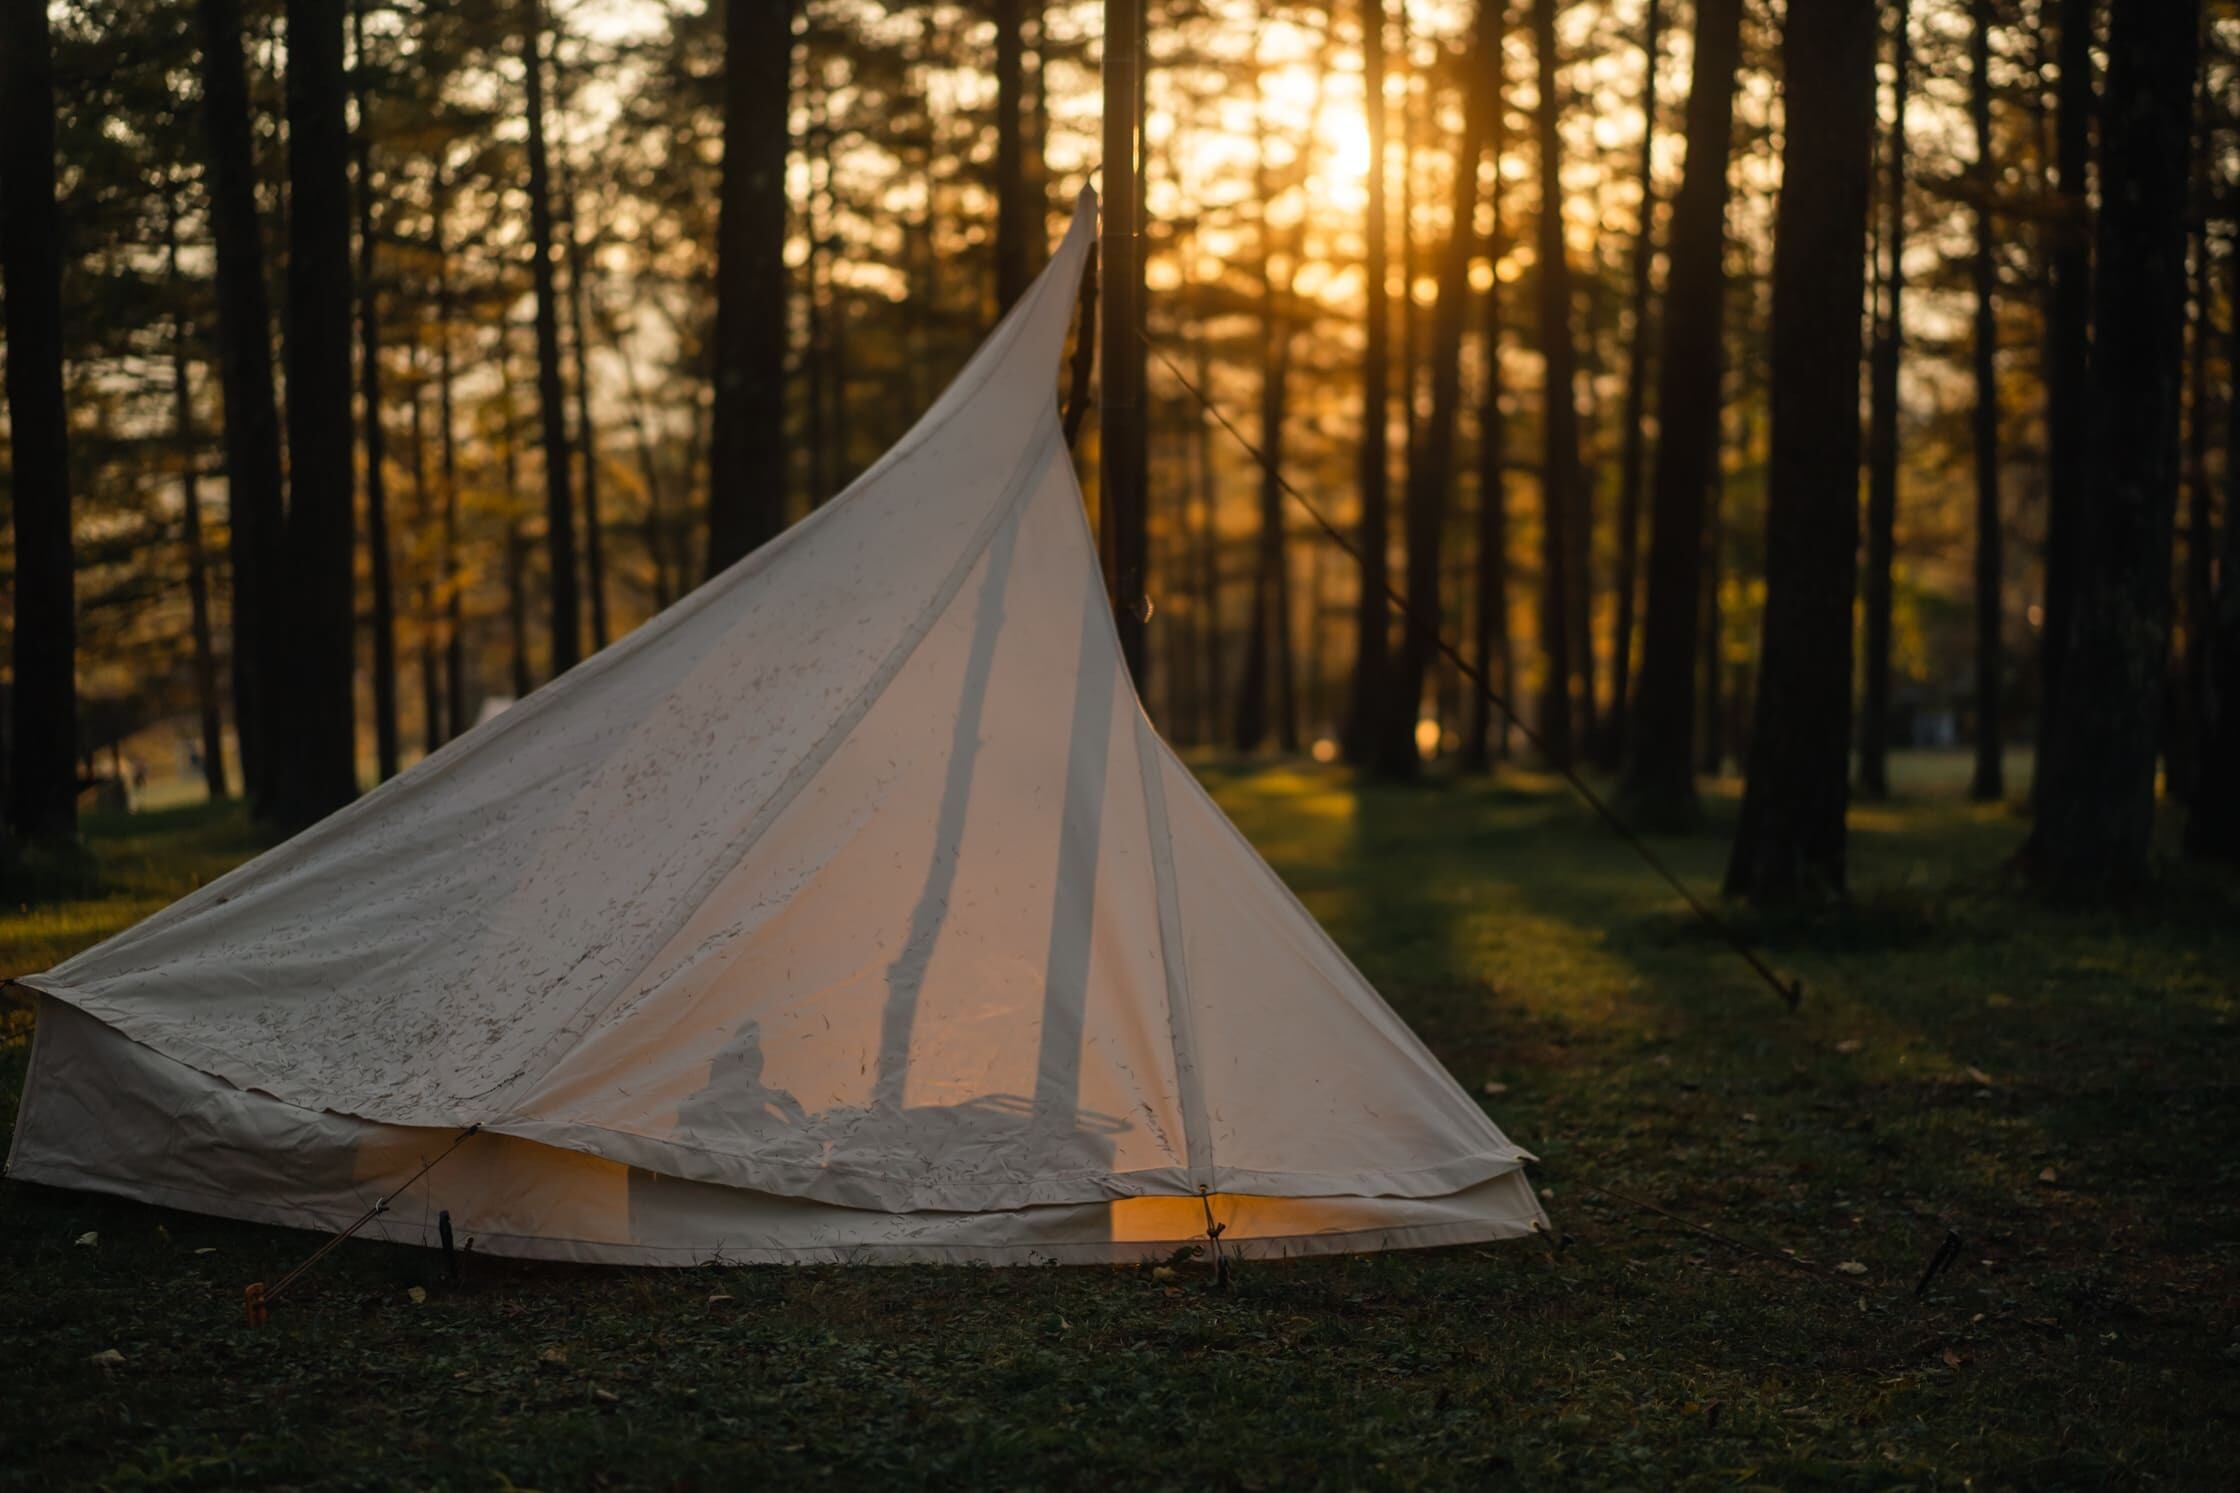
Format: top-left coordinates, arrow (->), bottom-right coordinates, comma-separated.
6,192 -> 1547,1265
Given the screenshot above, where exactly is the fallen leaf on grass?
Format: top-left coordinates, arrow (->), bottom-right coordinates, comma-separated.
1836,1261 -> 1869,1276
1965,1066 -> 1994,1086
407,1286 -> 427,1304
1834,1039 -> 1863,1056
74,1232 -> 98,1248
1481,1080 -> 1509,1095
1941,1349 -> 1963,1368
88,1348 -> 124,1369
539,1346 -> 569,1367
591,1387 -> 620,1405
706,1293 -> 735,1308
2038,1168 -> 2059,1185
1151,1266 -> 1178,1283
192,1247 -> 217,1256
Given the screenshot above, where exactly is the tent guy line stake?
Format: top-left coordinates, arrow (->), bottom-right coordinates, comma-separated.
245,1122 -> 483,1325
1137,330 -> 1803,1013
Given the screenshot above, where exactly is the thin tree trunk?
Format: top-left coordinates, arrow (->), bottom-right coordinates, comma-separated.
195,0 -> 286,815
1604,0 -> 1664,770
2188,190 -> 2240,858
355,0 -> 399,783
705,0 -> 796,573
1237,85 -> 1287,753
1968,0 -> 2004,802
1463,102 -> 1512,773
2029,0 -> 2200,889
608,297 -> 676,612
994,0 -> 1028,311
1344,0 -> 1394,762
1192,319 -> 1225,742
410,354 -> 442,755
502,367 -> 534,700
1526,0 -> 1580,767
433,168 -> 466,737
1616,0 -> 1742,826
522,0 -> 580,673
1699,401 -> 1726,774
1724,0 -> 1877,903
558,140 -> 609,652
275,0 -> 360,825
166,205 -> 229,802
2032,0 -> 2094,813
1101,0 -> 1150,680
1375,2 -> 1495,778
0,0 -> 76,840
2175,82 -> 2214,803
1860,0 -> 1911,799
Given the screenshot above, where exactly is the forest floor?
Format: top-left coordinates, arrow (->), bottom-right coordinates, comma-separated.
2,751 -> 2235,1489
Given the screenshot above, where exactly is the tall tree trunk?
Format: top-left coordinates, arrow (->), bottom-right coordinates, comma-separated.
2189,189 -> 2240,859
994,0 -> 1029,312
1374,3 -> 1495,778
1463,109 -> 1512,773
2174,54 -> 2214,805
705,0 -> 795,574
1616,0 -> 1742,827
1236,88 -> 1290,753
410,359 -> 442,755
609,297 -> 676,612
2029,0 -> 2199,889
1859,0 -> 1911,800
502,365 -> 534,700
1344,0 -> 1394,763
1191,319 -> 1225,741
2033,0 -> 2094,813
1101,0 -> 1150,680
1968,0 -> 2004,802
1603,0 -> 1664,770
1723,0 -> 1877,903
275,0 -> 360,825
433,169 -> 466,737
558,138 -> 609,653
354,0 -> 399,783
0,0 -> 76,841
522,0 -> 580,673
195,0 -> 286,815
166,205 -> 229,802
1526,0 -> 1580,767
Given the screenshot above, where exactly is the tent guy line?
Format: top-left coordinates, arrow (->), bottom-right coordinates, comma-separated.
1134,326 -> 1805,1013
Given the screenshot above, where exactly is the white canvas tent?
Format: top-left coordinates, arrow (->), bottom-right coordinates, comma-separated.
6,194 -> 1545,1265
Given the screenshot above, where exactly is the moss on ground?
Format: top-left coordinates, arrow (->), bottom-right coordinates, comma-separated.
2,757 -> 2235,1489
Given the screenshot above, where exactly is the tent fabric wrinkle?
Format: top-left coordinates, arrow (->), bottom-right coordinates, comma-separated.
7,188 -> 1547,1264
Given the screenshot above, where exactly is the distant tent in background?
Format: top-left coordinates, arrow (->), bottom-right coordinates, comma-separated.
7,195 -> 1545,1265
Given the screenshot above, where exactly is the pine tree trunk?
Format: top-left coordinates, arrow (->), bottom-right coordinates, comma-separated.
1859,0 -> 1911,800
1616,0 -> 1742,827
1344,0 -> 1394,763
2029,0 -> 2200,889
275,0 -> 360,825
1375,3 -> 1496,778
195,0 -> 287,815
522,0 -> 580,674
1968,0 -> 2004,803
1463,170 -> 1512,771
994,0 -> 1028,312
559,143 -> 609,653
355,0 -> 400,784
1236,96 -> 1286,753
167,206 -> 229,802
705,0 -> 794,574
411,363 -> 442,755
2032,0 -> 2094,814
1724,0 -> 1877,903
1526,0 -> 1580,767
2175,112 -> 2213,803
0,0 -> 76,841
1604,0 -> 1664,770
2187,189 -> 2240,858
433,172 -> 467,737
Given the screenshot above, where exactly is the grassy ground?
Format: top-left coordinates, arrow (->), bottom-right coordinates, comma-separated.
3,753 -> 2235,1489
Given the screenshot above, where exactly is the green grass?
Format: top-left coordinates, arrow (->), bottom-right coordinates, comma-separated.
3,756 -> 2236,1489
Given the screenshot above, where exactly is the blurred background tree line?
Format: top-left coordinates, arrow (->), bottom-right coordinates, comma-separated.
0,0 -> 2233,903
